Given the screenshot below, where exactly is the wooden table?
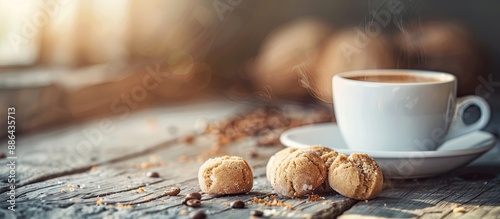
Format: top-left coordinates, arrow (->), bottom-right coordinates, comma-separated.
0,99 -> 499,219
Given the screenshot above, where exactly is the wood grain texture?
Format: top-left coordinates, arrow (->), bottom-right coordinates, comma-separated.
339,175 -> 500,219
0,129 -> 355,219
0,100 -> 246,193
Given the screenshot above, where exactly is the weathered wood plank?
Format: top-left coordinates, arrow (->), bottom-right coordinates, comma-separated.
338,175 -> 500,219
0,100 -> 247,192
0,133 -> 356,219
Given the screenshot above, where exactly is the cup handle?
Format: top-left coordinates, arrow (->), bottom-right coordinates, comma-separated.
445,95 -> 490,140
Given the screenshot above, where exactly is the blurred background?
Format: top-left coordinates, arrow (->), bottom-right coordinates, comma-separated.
1,0 -> 499,135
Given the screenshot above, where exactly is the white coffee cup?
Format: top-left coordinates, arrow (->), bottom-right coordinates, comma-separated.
332,69 -> 490,151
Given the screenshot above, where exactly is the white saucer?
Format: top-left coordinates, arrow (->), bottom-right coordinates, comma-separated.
280,123 -> 497,179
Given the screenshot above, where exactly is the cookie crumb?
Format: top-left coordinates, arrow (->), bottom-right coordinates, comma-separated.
96,197 -> 104,205
134,157 -> 166,169
179,210 -> 187,216
140,162 -> 152,169
116,203 -> 132,209
251,195 -> 294,210
136,187 -> 147,193
453,207 -> 467,213
307,194 -> 324,202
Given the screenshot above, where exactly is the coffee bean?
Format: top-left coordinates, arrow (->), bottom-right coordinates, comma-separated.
248,151 -> 258,159
250,210 -> 263,217
164,186 -> 181,196
146,171 -> 160,178
230,200 -> 245,209
186,199 -> 201,207
189,210 -> 206,219
186,192 -> 202,200
0,152 -> 6,159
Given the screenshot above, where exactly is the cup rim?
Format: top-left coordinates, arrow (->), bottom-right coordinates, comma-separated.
334,69 -> 456,86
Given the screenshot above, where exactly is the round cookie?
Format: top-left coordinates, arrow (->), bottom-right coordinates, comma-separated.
306,146 -> 339,193
266,147 -> 297,183
272,149 -> 326,197
198,156 -> 253,195
328,153 -> 383,200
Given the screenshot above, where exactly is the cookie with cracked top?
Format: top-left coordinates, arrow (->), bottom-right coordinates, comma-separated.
198,156 -> 253,194
328,153 -> 383,200
271,149 -> 326,197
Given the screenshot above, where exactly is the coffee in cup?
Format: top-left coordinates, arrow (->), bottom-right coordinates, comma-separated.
345,74 -> 441,83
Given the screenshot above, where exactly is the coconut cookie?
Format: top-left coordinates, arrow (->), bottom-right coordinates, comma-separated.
198,156 -> 253,194
272,149 -> 326,197
328,153 -> 383,200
